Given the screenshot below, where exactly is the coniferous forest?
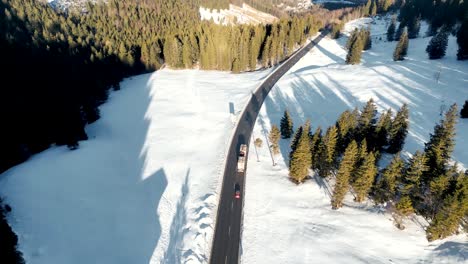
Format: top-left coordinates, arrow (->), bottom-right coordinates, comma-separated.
285,100 -> 467,242
0,0 -> 325,174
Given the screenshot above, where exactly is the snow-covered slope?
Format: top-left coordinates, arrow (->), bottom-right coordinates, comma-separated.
242,16 -> 468,263
0,68 -> 274,264
200,3 -> 278,25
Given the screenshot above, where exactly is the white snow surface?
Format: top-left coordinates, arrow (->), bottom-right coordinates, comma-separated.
0,68 -> 274,264
242,16 -> 468,263
199,4 -> 277,25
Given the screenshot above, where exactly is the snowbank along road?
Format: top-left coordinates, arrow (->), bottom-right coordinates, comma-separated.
210,29 -> 329,264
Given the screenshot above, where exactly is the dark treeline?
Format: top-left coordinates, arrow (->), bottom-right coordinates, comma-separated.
0,0 -> 326,173
282,100 -> 467,241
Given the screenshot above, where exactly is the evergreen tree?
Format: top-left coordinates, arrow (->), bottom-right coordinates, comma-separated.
310,127 -> 323,170
396,195 -> 414,216
346,29 -> 359,51
289,122 -> 312,183
362,28 -> 372,50
290,126 -> 303,159
377,153 -> 405,202
370,0 -> 377,16
332,141 -> 359,209
394,22 -> 405,40
388,104 -> 409,154
319,125 -> 338,177
457,19 -> 468,60
401,151 -> 428,206
426,30 -> 449,60
269,125 -> 281,155
374,108 -> 393,150
346,32 -> 364,64
352,152 -> 378,202
357,98 -> 377,143
336,109 -> 359,154
423,104 -> 458,182
408,16 -> 421,39
387,16 -> 396,41
461,100 -> 468,118
280,110 -> 294,139
426,174 -> 468,241
393,29 -> 409,61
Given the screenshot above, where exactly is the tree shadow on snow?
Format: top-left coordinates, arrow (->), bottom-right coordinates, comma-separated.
433,241 -> 468,262
162,169 -> 203,264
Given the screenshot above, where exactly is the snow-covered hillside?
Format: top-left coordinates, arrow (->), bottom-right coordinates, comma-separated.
0,68 -> 274,263
199,3 -> 278,25
242,16 -> 468,263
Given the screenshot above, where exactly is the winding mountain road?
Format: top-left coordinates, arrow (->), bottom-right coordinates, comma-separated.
210,29 -> 329,264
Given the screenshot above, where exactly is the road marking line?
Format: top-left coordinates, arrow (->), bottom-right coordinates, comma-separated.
229,226 -> 231,236
225,255 -> 228,264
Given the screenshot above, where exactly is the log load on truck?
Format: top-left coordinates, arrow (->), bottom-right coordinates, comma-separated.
237,144 -> 247,173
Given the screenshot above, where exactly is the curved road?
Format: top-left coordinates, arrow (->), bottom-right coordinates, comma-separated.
210,29 -> 329,264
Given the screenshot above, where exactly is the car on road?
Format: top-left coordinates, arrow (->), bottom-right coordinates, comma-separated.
234,183 -> 241,199
237,144 -> 247,173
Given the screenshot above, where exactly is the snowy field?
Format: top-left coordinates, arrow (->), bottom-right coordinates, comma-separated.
0,68 -> 274,264
199,4 -> 277,25
242,17 -> 468,263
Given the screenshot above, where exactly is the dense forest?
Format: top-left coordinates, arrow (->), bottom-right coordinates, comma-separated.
0,0 -> 327,174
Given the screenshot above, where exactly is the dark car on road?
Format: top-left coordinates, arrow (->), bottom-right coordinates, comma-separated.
234,183 -> 241,199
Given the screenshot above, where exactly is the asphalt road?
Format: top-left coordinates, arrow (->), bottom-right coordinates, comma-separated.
210,29 -> 329,264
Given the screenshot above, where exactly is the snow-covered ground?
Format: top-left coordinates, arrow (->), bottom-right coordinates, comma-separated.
0,68 -> 274,264
199,4 -> 277,25
242,16 -> 468,263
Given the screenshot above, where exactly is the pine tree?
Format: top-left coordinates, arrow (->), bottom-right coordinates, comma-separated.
336,109 -> 359,154
393,29 -> 409,61
426,30 -> 449,60
290,126 -> 303,159
280,110 -> 293,139
363,0 -> 372,16
401,151 -> 428,207
289,123 -> 312,183
310,127 -> 323,170
387,17 -> 396,41
388,104 -> 409,154
424,104 -> 458,182
377,153 -> 405,202
426,174 -> 468,241
353,151 -> 378,202
394,23 -> 405,41
319,125 -> 338,177
374,108 -> 393,150
408,16 -> 421,39
357,98 -> 377,142
269,125 -> 281,155
346,32 -> 364,64
396,195 -> 414,216
370,0 -> 377,16
461,100 -> 468,118
332,141 -> 359,209
457,19 -> 468,60
346,29 -> 360,51
362,28 -> 372,50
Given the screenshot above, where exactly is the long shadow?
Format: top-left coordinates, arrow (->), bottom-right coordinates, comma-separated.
433,241 -> 468,262
162,169 -> 192,264
315,41 -> 345,64
0,72 -> 171,264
